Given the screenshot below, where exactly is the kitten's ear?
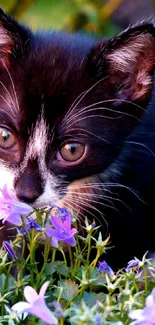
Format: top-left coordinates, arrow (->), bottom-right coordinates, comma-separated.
88,23 -> 155,104
0,8 -> 30,66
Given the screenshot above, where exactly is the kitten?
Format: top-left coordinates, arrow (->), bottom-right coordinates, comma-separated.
0,8 -> 155,269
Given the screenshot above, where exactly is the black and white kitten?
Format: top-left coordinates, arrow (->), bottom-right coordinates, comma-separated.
0,8 -> 155,269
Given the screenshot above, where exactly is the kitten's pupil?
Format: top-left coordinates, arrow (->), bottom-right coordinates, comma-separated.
69,144 -> 76,154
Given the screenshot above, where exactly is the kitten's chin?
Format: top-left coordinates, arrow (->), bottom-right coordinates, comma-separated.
32,193 -> 62,209
32,183 -> 63,208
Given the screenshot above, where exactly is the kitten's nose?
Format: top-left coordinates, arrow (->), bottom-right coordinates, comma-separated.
15,161 -> 43,204
16,185 -> 42,204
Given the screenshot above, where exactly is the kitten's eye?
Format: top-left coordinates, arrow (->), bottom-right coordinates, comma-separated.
0,127 -> 16,149
59,143 -> 85,162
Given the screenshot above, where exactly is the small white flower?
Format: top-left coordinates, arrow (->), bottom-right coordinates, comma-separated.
11,281 -> 58,324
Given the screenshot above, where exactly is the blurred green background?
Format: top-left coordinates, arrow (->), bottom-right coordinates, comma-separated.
1,0 -> 155,37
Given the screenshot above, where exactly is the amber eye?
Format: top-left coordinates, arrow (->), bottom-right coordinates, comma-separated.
59,143 -> 85,162
0,127 -> 16,149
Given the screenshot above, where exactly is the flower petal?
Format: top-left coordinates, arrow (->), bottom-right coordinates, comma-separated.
24,286 -> 39,303
51,216 -> 64,230
64,215 -> 71,229
129,309 -> 144,320
71,228 -> 77,236
5,212 -> 22,226
39,281 -> 50,298
29,299 -> 58,324
2,184 -> 13,200
146,294 -> 155,308
64,236 -> 76,246
11,302 -> 30,313
14,201 -> 32,214
45,228 -> 59,238
51,236 -> 59,248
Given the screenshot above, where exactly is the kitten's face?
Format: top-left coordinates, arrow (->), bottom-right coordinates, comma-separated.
0,9 -> 155,218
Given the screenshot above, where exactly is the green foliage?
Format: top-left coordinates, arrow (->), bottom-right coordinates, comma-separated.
0,207 -> 155,324
2,0 -> 121,36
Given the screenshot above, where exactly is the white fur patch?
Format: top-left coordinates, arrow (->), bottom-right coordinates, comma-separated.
18,115 -> 61,207
34,173 -> 60,208
20,116 -> 48,173
25,116 -> 48,161
0,161 -> 15,190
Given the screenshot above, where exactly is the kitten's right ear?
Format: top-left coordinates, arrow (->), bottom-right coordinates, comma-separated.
87,23 -> 155,109
0,8 -> 30,66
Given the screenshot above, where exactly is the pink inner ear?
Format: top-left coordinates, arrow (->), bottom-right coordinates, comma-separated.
132,71 -> 152,101
0,24 -> 13,65
106,34 -> 155,73
106,33 -> 155,101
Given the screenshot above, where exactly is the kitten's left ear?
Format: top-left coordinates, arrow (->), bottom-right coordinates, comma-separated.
88,23 -> 155,105
0,8 -> 30,66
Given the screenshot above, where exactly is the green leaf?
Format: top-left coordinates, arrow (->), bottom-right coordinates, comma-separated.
44,261 -> 61,275
83,291 -> 105,307
56,264 -> 70,277
45,261 -> 70,277
55,280 -> 78,302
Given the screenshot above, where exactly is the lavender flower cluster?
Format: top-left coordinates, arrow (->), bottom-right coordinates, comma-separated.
0,184 -> 155,325
0,184 -> 77,248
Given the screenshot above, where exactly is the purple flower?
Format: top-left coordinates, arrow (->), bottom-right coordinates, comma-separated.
11,281 -> 57,324
129,287 -> 155,325
2,240 -> 16,259
125,259 -> 140,273
95,314 -> 103,325
51,204 -> 69,221
98,260 -> 114,278
19,227 -> 28,235
18,217 -> 42,236
0,185 -> 32,226
26,218 -> 42,232
45,215 -> 77,248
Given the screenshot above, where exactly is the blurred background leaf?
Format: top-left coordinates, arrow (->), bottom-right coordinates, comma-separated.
0,0 -> 155,36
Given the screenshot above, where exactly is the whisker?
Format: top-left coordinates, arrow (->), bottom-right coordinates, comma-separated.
64,108 -> 140,131
64,195 -> 106,229
65,113 -> 123,130
2,61 -> 20,113
67,190 -> 131,211
62,197 -> 88,220
63,90 -> 88,121
0,80 -> 14,108
64,195 -> 98,218
67,191 -> 128,214
64,99 -> 144,127
0,107 -> 17,125
62,75 -> 110,126
69,182 -> 145,203
126,141 -> 155,157
63,128 -> 110,143
0,94 -> 13,109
